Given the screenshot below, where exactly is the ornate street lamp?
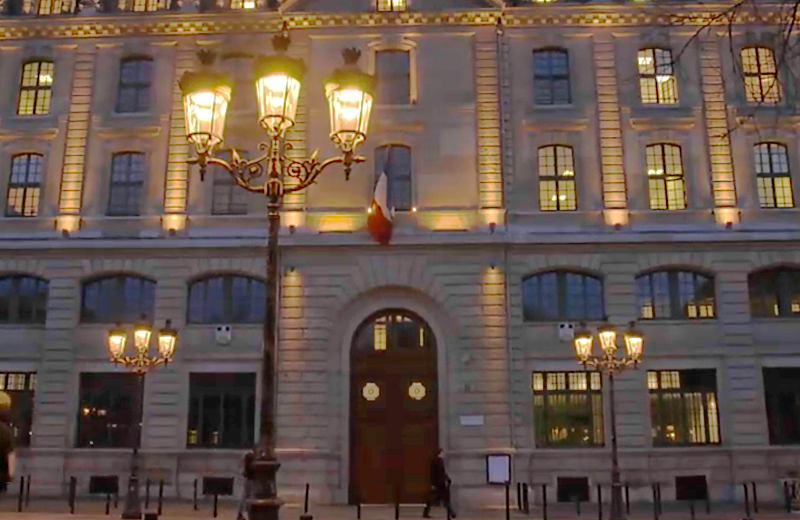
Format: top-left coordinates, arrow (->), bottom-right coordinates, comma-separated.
107,319 -> 178,520
180,25 -> 375,520
572,322 -> 644,520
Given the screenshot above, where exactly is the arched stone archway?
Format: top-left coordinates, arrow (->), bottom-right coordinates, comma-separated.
349,309 -> 439,504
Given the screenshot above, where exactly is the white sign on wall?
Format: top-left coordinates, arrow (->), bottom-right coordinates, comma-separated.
459,415 -> 484,426
486,454 -> 511,485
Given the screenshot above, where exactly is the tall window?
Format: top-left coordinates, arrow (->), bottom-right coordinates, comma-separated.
116,58 -> 152,113
229,0 -> 256,9
188,275 -> 265,324
636,270 -> 714,320
108,152 -> 145,216
763,367 -> 800,445
532,371 -> 604,447
17,61 -> 54,116
647,143 -> 686,210
375,50 -> 410,105
538,145 -> 576,211
0,275 -> 48,324
648,370 -> 720,446
754,143 -> 794,208
131,0 -> 159,10
375,144 -> 412,211
748,267 -> 800,317
36,0 -> 71,15
212,169 -> 248,215
741,47 -> 781,103
376,0 -> 405,10
6,153 -> 42,217
187,373 -> 255,448
81,275 -> 155,323
522,271 -> 604,321
0,372 -> 36,447
533,48 -> 571,105
77,372 -> 138,448
637,48 -> 678,104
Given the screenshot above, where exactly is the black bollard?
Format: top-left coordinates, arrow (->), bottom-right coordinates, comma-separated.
506,482 -> 511,520
652,484 -> 659,520
743,483 -> 751,519
193,479 -> 198,511
300,483 -> 312,520
356,490 -> 361,520
752,481 -> 758,513
395,484 -> 400,520
17,476 -> 24,512
705,490 -> 710,514
690,501 -> 695,520
523,482 -> 529,515
625,485 -> 630,515
158,480 -> 164,515
576,495 -> 582,516
517,482 -> 522,511
543,485 -> 548,520
657,483 -> 662,515
69,476 -> 77,514
105,493 -> 111,515
145,478 -> 150,509
213,493 -> 219,518
114,490 -> 118,509
597,485 -> 602,520
786,482 -> 792,513
26,475 -> 31,507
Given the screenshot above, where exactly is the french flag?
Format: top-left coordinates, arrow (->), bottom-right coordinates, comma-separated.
367,171 -> 393,245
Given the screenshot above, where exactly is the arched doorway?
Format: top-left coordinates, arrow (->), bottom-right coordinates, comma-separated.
349,309 -> 439,504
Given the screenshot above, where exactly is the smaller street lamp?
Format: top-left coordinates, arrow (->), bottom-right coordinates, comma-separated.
572,322 -> 644,520
106,319 -> 178,520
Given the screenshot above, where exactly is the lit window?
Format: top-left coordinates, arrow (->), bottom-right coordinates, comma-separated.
0,372 -> 36,447
131,0 -> 158,10
741,47 -> 781,103
375,144 -> 412,211
230,0 -> 256,8
37,0 -> 71,15
636,270 -> 715,320
375,50 -> 410,105
353,311 -> 433,352
522,271 -> 604,321
754,142 -> 794,208
376,0 -> 405,11
532,371 -> 603,447
116,58 -> 152,113
533,48 -> 571,105
108,152 -> 145,216
748,268 -> 800,318
649,369 -> 720,446
646,143 -> 685,210
17,61 -> 54,116
373,317 -> 387,351
638,48 -> 677,104
538,145 -> 576,211
6,154 -> 42,217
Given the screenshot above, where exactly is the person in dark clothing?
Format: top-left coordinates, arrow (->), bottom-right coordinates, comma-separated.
0,391 -> 15,495
236,446 -> 257,520
423,448 -> 456,518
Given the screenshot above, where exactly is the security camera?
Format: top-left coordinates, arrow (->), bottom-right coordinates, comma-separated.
214,325 -> 232,345
558,322 -> 575,342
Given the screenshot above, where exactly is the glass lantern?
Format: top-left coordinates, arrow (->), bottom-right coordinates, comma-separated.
158,320 -> 179,361
324,48 -> 375,153
253,36 -> 306,137
179,67 -> 233,155
107,327 -> 127,360
573,329 -> 594,363
623,326 -> 644,362
597,325 -> 617,355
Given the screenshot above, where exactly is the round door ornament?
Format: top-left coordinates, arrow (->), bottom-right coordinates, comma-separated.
408,382 -> 426,401
362,382 -> 380,401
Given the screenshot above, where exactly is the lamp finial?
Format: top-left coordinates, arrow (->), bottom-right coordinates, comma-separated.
272,21 -> 291,52
342,47 -> 362,65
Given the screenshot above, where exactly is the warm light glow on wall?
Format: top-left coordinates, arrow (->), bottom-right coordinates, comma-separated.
161,214 -> 187,232
308,213 -> 363,233
713,207 -> 739,226
418,211 -> 472,231
282,211 -> 305,230
603,209 -> 629,227
55,215 -> 80,234
480,208 -> 505,227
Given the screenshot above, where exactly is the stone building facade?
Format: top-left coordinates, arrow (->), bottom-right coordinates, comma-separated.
0,0 -> 799,510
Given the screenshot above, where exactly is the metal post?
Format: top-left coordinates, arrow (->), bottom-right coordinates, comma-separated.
145,479 -> 150,509
608,371 -> 624,520
17,475 -> 24,512
157,480 -> 163,515
26,475 -> 31,506
121,372 -> 145,520
300,483 -> 312,520
576,495 -> 582,516
625,485 -> 629,515
598,485 -> 602,520
193,479 -> 198,511
652,485 -> 658,520
106,493 -> 111,515
543,485 -> 548,520
752,482 -> 758,513
213,493 -> 219,518
506,481 -> 511,520
786,482 -> 792,514
356,495 -> 361,520
743,483 -> 750,519
523,482 -> 529,514
705,490 -> 710,514
689,501 -> 695,520
657,484 -> 662,515
69,477 -> 77,514
517,482 -> 522,511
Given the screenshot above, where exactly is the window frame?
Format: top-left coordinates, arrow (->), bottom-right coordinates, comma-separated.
376,0 -> 406,11
763,367 -> 800,445
646,143 -> 686,211
80,275 -> 156,323
374,49 -> 411,105
187,275 -> 266,324
648,369 -> 721,447
0,372 -> 36,447
748,267 -> 800,318
740,46 -> 781,104
637,48 -> 678,105
115,57 -> 153,114
532,48 -> 571,106
636,269 -> 715,320
76,372 -> 138,448
538,144 -> 577,211
17,60 -> 54,116
521,270 -> 605,322
754,142 -> 794,209
36,0 -> 72,14
107,152 -> 146,216
0,275 -> 48,324
130,0 -> 159,11
6,153 -> 43,218
375,144 -> 412,212
187,372 -> 256,449
532,371 -> 604,448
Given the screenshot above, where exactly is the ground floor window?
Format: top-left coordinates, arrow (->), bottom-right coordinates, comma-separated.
187,373 -> 255,448
532,371 -> 604,447
764,367 -> 800,444
0,372 -> 35,447
648,369 -> 720,446
77,372 -> 138,448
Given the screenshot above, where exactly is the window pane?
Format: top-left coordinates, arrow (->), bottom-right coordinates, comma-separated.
533,371 -> 603,447
533,49 -> 571,106
188,276 -> 265,324
81,276 -> 155,323
0,372 -> 36,446
77,372 -> 138,448
188,373 -> 256,449
650,369 -> 719,446
523,271 -> 602,321
376,51 -> 410,105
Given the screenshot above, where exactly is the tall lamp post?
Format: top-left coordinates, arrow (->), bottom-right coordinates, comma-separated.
107,319 -> 178,520
572,323 -> 645,520
179,27 -> 375,520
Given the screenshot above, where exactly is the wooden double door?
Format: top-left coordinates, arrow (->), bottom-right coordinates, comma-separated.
349,310 -> 439,504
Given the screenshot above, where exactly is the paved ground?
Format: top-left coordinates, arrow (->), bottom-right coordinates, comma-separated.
0,497 -> 792,520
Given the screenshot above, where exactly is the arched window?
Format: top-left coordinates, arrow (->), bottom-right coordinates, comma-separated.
522,271 -> 604,321
6,153 -> 43,217
375,144 -> 412,211
754,143 -> 794,208
81,275 -> 155,323
352,310 -> 435,353
748,267 -> 800,317
17,61 -> 53,115
116,57 -> 152,113
636,270 -> 714,320
108,152 -> 145,216
0,275 -> 47,324
188,275 -> 265,324
646,143 -> 686,210
533,48 -> 571,106
538,145 -> 576,211
741,46 -> 781,103
637,48 -> 677,104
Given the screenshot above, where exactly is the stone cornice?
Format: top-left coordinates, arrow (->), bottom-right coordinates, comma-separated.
0,4 -> 795,41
